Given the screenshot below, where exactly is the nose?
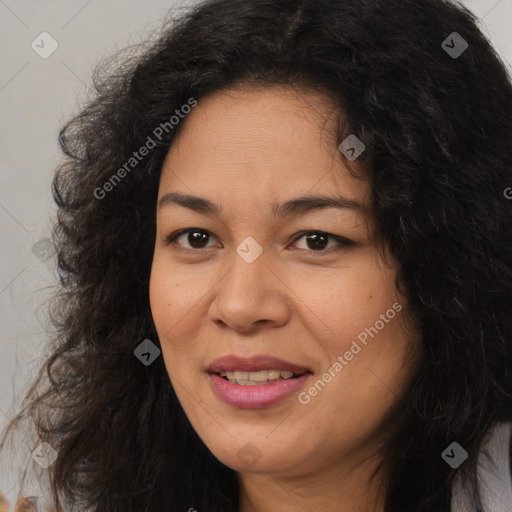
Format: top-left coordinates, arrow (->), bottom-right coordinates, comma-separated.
208,246 -> 291,333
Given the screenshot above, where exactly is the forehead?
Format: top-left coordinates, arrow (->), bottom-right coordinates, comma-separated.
159,85 -> 370,214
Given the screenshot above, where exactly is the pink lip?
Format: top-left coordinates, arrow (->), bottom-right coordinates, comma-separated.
209,373 -> 311,409
207,355 -> 310,374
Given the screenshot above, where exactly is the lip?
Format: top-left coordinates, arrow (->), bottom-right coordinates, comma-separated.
206,355 -> 312,408
209,373 -> 311,409
207,355 -> 310,374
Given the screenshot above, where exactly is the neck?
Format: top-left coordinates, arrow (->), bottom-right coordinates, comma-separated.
238,454 -> 388,512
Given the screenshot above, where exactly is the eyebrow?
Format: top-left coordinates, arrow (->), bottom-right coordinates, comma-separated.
158,191 -> 363,219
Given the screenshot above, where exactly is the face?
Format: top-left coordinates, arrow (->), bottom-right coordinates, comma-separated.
149,85 -> 421,478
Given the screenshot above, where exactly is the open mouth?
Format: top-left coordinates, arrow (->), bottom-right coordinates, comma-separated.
209,360 -> 313,408
217,369 -> 308,385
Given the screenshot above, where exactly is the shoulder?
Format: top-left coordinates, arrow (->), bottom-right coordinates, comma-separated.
452,422 -> 512,512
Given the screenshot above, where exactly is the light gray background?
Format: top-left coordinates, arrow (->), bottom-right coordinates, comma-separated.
1,0 -> 511,504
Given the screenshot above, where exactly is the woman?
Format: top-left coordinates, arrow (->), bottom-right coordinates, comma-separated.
1,0 -> 511,510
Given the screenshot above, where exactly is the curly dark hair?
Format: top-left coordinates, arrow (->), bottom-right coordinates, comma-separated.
1,0 -> 511,510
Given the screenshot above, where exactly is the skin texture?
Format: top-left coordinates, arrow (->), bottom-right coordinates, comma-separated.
149,85 -> 422,512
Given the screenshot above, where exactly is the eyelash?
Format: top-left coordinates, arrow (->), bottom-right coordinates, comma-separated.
164,228 -> 354,255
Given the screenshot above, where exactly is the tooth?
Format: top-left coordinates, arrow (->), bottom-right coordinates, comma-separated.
221,369 -> 300,383
235,379 -> 256,385
249,371 -> 271,381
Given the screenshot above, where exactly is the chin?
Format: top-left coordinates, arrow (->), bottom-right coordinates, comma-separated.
206,439 -> 305,475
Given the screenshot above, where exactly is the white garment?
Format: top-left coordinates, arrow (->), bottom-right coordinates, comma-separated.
452,422 -> 512,512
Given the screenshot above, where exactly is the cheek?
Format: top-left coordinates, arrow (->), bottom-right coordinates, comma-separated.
149,253 -> 207,329
149,260 -> 174,335
149,254 -> 217,376
295,256 -> 419,413
149,258 -> 189,359
290,253 -> 402,352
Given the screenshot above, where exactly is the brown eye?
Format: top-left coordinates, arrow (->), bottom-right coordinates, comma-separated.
166,229 -> 216,249
292,231 -> 354,253
165,229 -> 353,254
303,232 -> 329,250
